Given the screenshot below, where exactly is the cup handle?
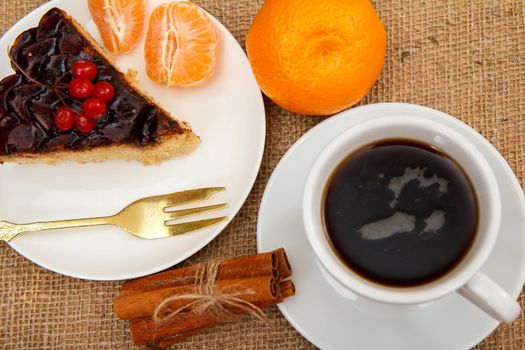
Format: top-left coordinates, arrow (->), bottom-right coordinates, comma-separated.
458,272 -> 520,324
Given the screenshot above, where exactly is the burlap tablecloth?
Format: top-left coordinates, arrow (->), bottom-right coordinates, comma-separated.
0,0 -> 523,348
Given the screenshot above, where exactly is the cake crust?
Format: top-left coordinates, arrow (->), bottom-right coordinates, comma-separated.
0,132 -> 197,165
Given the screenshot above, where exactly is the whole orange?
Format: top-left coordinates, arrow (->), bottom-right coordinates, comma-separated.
246,0 -> 386,116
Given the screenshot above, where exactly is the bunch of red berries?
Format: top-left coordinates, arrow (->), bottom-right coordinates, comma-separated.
54,59 -> 115,133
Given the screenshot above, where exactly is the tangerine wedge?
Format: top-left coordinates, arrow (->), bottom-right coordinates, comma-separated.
88,0 -> 146,54
144,1 -> 218,87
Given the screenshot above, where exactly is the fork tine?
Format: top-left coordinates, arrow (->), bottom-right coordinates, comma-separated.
150,187 -> 225,206
164,203 -> 228,221
166,216 -> 227,236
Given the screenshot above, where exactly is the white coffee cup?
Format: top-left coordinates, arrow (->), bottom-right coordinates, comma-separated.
303,115 -> 520,323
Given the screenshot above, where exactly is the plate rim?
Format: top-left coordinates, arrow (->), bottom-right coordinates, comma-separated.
3,0 -> 266,281
257,102 -> 525,349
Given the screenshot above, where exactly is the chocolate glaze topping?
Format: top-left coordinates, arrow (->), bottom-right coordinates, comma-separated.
0,8 -> 183,156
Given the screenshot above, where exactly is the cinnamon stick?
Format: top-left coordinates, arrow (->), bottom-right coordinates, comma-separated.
132,299 -> 281,345
132,313 -> 217,345
275,248 -> 292,279
115,276 -> 279,320
120,250 -> 280,295
132,279 -> 295,346
279,280 -> 295,298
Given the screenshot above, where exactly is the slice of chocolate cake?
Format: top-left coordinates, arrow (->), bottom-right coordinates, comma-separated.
0,7 -> 199,165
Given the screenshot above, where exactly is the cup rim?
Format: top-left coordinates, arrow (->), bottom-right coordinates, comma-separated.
303,115 -> 502,304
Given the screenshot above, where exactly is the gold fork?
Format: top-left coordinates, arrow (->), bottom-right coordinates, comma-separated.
0,187 -> 228,242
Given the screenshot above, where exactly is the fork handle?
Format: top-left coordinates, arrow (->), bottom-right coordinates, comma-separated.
0,216 -> 114,242
27,216 -> 114,230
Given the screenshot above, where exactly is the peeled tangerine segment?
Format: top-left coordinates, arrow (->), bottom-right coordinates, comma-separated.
88,0 -> 146,54
144,1 -> 218,87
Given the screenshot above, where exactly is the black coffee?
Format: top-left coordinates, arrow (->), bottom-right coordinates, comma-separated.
323,139 -> 478,287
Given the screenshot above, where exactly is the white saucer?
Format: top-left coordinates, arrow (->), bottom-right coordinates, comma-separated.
257,103 -> 525,350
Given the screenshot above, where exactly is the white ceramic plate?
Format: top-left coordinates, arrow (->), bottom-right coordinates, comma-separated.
0,0 -> 265,280
257,103 -> 525,350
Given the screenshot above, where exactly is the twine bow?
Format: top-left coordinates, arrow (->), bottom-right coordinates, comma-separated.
152,261 -> 267,324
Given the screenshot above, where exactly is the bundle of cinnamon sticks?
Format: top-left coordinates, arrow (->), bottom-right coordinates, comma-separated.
114,248 -> 294,349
